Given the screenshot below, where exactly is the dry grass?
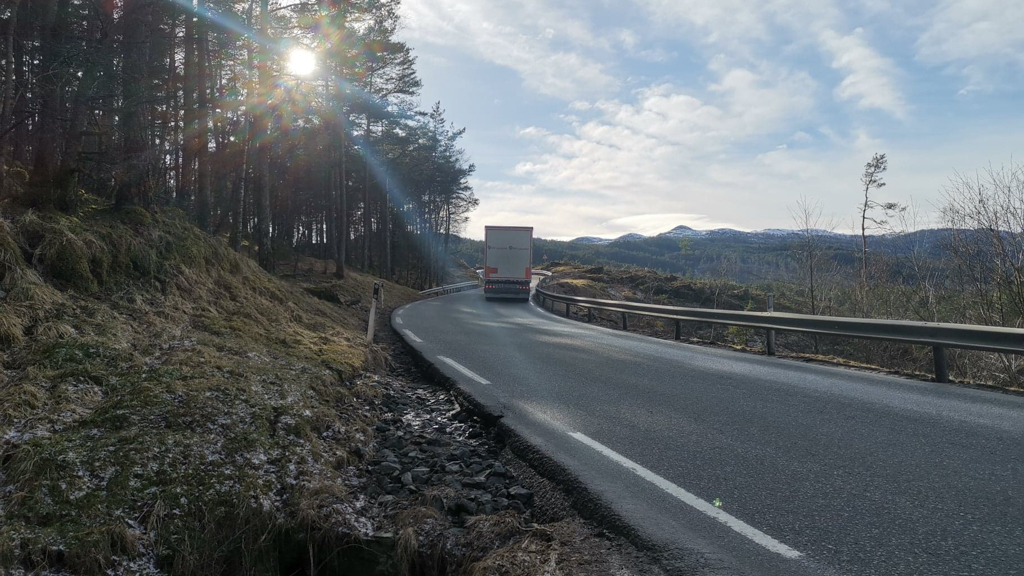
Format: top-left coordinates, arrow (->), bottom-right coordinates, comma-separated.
0,207 -> 421,575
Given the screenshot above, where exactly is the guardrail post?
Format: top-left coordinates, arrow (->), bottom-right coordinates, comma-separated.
565,302 -> 571,318
621,312 -> 628,330
587,308 -> 594,323
766,293 -> 776,356
933,346 -> 949,383
674,320 -> 681,340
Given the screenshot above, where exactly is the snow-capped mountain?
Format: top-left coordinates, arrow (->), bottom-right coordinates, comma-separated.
611,233 -> 647,242
567,225 -> 854,244
570,236 -> 612,245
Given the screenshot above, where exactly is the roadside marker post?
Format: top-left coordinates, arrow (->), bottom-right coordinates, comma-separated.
367,281 -> 381,343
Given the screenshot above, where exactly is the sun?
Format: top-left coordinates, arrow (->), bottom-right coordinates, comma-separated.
286,48 -> 317,77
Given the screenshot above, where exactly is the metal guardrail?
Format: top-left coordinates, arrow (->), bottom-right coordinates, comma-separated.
535,287 -> 1024,383
420,281 -> 480,297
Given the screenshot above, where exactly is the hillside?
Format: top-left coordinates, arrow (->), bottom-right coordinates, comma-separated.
0,207 -> 415,572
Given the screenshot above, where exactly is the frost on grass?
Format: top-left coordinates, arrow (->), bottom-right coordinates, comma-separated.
0,209 -> 419,575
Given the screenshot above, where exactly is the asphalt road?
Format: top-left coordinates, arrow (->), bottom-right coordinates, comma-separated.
393,287 -> 1024,576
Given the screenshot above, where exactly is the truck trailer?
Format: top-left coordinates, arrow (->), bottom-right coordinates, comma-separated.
483,226 -> 533,301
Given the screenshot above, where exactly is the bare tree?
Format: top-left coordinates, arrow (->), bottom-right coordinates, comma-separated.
789,196 -> 837,353
942,162 -> 1024,386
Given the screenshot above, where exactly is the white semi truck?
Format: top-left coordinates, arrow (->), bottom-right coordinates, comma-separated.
483,226 -> 533,301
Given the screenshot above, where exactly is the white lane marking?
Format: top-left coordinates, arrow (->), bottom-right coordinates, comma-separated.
568,432 -> 803,560
395,317 -> 404,325
398,309 -> 404,316
437,356 -> 491,385
402,329 -> 423,343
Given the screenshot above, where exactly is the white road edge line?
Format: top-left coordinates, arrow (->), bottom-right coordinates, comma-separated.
395,317 -> 404,325
402,329 -> 423,343
568,432 -> 804,560
437,356 -> 491,385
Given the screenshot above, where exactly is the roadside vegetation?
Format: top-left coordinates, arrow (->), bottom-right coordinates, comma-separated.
0,205 -> 421,573
537,259 -> 1022,391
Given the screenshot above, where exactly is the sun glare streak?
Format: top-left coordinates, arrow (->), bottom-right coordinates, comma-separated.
287,49 -> 317,77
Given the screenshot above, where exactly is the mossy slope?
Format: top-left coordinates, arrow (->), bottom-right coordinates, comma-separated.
0,208 -> 419,574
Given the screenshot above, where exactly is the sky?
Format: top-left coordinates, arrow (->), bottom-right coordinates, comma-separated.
397,0 -> 1024,240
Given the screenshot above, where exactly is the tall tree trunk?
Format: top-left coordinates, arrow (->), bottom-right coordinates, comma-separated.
30,0 -> 73,201
194,0 -> 211,230
180,0 -> 196,210
336,127 -> 347,278
117,0 -> 155,207
256,0 -> 273,271
383,176 -> 391,281
168,2 -> 181,203
0,0 -> 19,195
11,4 -> 28,167
362,113 -> 371,271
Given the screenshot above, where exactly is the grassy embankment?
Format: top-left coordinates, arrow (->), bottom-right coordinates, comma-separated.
0,206 -> 420,573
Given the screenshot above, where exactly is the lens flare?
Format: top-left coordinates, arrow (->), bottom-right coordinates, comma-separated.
287,49 -> 316,77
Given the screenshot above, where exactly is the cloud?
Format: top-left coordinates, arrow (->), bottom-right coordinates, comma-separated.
916,0 -> 1024,88
630,0 -> 906,118
820,29 -> 907,117
399,0 -> 617,99
462,67 -> 842,239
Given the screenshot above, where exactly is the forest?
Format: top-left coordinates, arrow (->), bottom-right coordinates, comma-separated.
0,0 -> 477,287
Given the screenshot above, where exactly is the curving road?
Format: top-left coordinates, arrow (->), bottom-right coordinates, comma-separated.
393,287 -> 1024,576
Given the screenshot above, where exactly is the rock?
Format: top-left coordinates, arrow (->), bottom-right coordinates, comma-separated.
508,500 -> 526,513
486,475 -> 505,487
377,495 -> 396,506
462,476 -> 486,489
375,423 -> 391,432
508,486 -> 533,505
494,497 -> 509,510
377,462 -> 401,476
469,463 -> 485,475
444,463 -> 463,474
491,462 -> 506,476
401,472 -> 413,486
467,429 -> 482,439
410,467 -> 430,483
449,498 -> 477,515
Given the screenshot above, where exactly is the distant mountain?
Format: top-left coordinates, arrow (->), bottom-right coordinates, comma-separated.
566,225 -> 856,244
612,233 -> 646,242
449,225 -> 961,285
570,236 -> 612,245
658,225 -> 706,238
